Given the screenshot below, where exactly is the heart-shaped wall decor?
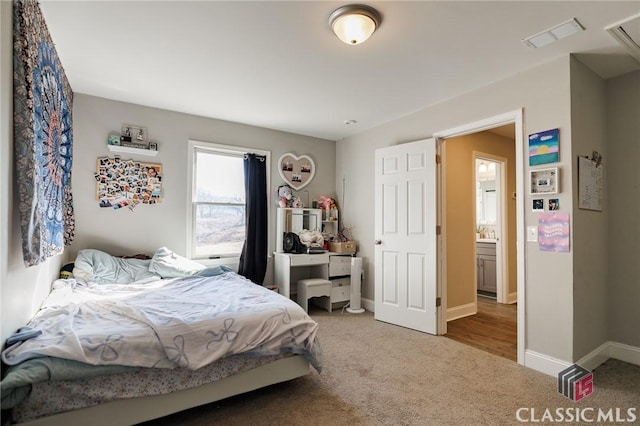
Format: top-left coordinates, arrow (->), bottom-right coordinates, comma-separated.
278,153 -> 315,190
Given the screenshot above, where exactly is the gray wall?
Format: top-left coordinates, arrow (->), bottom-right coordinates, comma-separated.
337,56 -> 576,362
606,70 -> 640,348
69,94 -> 336,278
570,57 -> 609,360
1,1 -> 63,345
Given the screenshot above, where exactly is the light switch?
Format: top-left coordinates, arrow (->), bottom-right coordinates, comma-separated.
527,226 -> 538,242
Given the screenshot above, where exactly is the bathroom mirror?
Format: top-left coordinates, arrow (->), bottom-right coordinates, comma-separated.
476,159 -> 497,226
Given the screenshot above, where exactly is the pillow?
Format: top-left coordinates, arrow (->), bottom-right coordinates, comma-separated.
73,249 -> 160,284
194,265 -> 234,277
149,247 -> 205,278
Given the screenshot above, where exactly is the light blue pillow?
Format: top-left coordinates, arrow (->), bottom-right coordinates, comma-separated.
149,247 -> 205,278
194,265 -> 234,277
73,249 -> 160,284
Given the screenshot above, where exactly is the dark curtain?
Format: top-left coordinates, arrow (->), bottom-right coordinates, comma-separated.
238,154 -> 268,284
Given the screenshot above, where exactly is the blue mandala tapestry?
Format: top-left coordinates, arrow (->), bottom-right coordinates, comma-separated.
14,0 -> 75,267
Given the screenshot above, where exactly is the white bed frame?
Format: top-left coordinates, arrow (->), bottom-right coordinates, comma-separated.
15,356 -> 310,426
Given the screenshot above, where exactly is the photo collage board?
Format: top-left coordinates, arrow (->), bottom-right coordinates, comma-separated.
95,156 -> 162,211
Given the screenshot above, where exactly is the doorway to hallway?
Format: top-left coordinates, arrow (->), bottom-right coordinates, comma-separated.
443,126 -> 517,361
446,297 -> 517,361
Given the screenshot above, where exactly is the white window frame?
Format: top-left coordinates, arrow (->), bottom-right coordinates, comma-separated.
187,140 -> 270,262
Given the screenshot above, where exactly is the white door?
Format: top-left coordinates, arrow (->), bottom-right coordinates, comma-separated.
374,138 -> 438,334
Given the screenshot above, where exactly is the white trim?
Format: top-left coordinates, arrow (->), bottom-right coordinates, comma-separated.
609,341 -> 640,366
362,297 -> 375,312
514,110 -> 525,366
433,109 -> 525,365
446,302 -> 477,322
526,342 -> 640,377
472,152 -> 509,304
186,140 -> 270,260
577,341 -> 640,371
576,342 -> 612,371
507,291 -> 518,304
524,349 -> 572,377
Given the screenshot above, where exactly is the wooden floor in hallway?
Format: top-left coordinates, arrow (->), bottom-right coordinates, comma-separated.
445,296 -> 517,361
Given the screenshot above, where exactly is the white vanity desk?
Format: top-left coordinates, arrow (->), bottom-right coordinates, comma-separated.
274,207 -> 354,310
273,252 -> 352,309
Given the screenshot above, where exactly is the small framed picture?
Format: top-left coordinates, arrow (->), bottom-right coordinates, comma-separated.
549,198 -> 560,211
122,125 -> 148,143
148,141 -> 158,151
530,167 -> 559,195
532,199 -> 544,212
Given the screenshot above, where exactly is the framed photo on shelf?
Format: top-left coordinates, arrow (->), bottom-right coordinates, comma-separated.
122,125 -> 148,143
530,167 -> 559,195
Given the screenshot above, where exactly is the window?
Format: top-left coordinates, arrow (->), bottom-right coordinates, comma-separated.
188,141 -> 269,259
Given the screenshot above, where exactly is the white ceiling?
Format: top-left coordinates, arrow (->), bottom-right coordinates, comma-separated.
39,1 -> 640,141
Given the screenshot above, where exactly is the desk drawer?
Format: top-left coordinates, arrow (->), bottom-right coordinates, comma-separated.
290,253 -> 329,266
329,256 -> 351,276
331,278 -> 351,302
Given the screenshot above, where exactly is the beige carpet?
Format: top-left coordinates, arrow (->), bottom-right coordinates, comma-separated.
144,309 -> 639,425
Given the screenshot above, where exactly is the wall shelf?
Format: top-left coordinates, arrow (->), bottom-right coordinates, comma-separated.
108,144 -> 158,157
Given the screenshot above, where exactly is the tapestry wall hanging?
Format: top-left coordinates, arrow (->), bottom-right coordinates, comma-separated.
14,0 -> 75,267
95,156 -> 163,211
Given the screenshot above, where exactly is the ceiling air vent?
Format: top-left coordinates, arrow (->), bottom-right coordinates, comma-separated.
606,13 -> 640,64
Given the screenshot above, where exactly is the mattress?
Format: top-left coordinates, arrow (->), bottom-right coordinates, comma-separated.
10,352 -> 289,424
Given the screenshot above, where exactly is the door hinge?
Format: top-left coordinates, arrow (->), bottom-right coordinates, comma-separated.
436,297 -> 441,307
436,225 -> 441,235
435,154 -> 441,164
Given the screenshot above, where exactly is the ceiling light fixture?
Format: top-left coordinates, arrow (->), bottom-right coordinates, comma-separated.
329,4 -> 381,45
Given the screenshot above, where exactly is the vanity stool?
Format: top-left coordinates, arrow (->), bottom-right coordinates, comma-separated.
297,278 -> 331,313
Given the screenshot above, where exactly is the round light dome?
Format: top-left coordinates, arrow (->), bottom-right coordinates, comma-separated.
329,5 -> 381,45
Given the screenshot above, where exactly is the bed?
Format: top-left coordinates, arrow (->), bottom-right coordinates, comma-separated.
1,248 -> 322,425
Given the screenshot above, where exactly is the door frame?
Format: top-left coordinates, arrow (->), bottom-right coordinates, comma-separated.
434,109 -> 525,365
473,153 -> 508,304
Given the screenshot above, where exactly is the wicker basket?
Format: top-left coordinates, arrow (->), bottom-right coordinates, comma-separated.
328,241 -> 357,254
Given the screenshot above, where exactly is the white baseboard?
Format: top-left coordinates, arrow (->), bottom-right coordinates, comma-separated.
524,349 -> 572,377
507,291 -> 517,304
577,342 -> 613,371
526,341 -> 640,378
609,341 -> 640,366
578,341 -> 640,371
362,297 -> 374,313
447,302 -> 477,322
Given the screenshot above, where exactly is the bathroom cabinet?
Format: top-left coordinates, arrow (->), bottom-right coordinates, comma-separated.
477,241 -> 496,295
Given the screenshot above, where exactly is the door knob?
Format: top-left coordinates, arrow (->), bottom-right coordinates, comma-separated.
374,240 -> 382,245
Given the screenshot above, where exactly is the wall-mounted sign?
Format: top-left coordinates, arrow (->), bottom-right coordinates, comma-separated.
278,152 -> 315,190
